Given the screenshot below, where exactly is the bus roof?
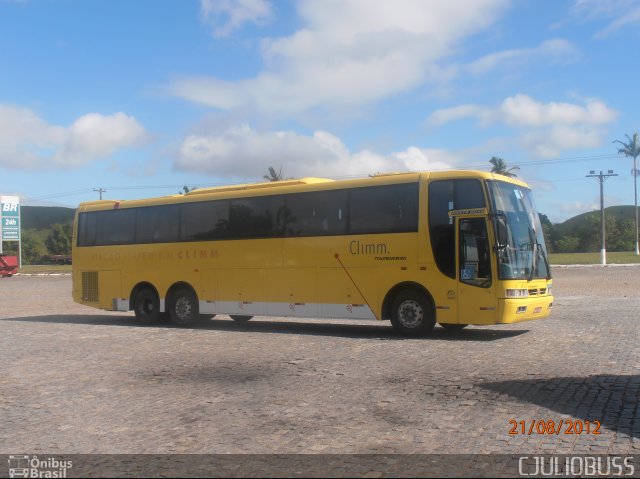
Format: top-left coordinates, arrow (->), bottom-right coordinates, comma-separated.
77,170 -> 529,211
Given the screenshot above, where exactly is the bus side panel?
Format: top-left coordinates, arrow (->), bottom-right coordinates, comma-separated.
200,269 -> 219,315
266,268 -> 319,318
316,268 -> 375,319
217,268 -> 267,316
284,237 -> 374,319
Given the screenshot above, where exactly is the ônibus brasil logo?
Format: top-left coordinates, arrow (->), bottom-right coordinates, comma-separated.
8,455 -> 72,478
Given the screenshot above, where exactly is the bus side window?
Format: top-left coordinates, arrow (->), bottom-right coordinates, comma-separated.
286,190 -> 347,237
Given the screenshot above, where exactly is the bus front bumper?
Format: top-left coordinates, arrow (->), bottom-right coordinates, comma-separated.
498,296 -> 554,324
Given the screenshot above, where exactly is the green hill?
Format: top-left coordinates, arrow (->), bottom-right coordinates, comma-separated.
550,205 -> 636,253
21,206 -> 76,230
553,205 -> 635,236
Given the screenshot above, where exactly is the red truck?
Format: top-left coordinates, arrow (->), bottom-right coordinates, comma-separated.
0,254 -> 18,277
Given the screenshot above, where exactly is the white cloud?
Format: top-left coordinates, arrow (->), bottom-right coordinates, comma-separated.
55,113 -> 148,167
426,104 -> 488,128
426,94 -> 618,157
572,0 -> 640,38
427,94 -> 618,158
428,94 -> 616,128
0,104 -> 149,169
201,0 -> 273,37
519,125 -> 605,158
175,0 -> 509,115
499,94 -> 617,127
466,39 -> 579,76
557,200 -> 599,218
175,124 -> 453,178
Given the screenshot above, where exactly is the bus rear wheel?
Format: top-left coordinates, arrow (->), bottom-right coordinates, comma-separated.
168,288 -> 201,327
390,290 -> 435,336
230,315 -> 253,322
134,288 -> 163,324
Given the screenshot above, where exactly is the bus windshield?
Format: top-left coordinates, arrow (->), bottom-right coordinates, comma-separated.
487,180 -> 550,281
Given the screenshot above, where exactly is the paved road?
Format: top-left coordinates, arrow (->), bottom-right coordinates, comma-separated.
0,267 -> 638,459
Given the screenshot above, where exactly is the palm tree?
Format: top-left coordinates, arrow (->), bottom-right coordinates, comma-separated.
489,156 -> 520,178
613,133 -> 640,255
264,166 -> 285,182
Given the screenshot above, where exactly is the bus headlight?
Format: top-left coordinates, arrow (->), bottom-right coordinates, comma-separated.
505,289 -> 529,298
546,286 -> 552,296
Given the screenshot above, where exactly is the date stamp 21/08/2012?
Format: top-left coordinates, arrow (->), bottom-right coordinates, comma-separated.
509,419 -> 602,436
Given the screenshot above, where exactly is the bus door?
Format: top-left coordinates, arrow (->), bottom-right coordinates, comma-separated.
456,215 -> 497,325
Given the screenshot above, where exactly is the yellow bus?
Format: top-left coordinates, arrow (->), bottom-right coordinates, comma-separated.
72,170 -> 553,336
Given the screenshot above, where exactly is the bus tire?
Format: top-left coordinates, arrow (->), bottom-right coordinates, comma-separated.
390,290 -> 435,336
168,287 -> 201,327
230,315 -> 253,322
134,287 -> 163,324
440,323 -> 468,331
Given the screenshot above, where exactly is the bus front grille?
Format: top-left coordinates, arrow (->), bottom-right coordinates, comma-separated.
528,288 -> 547,296
82,271 -> 99,302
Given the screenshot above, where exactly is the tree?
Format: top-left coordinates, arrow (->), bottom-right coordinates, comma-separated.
264,166 -> 285,182
489,157 -> 520,178
20,230 -> 46,265
179,186 -> 196,195
613,132 -> 640,255
45,223 -> 72,255
555,235 -> 580,253
582,213 -> 619,252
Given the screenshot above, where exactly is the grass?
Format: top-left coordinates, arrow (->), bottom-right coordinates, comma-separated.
18,264 -> 72,274
549,251 -> 640,265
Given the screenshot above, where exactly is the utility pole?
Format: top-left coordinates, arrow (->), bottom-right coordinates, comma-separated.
586,170 -> 618,265
93,188 -> 106,200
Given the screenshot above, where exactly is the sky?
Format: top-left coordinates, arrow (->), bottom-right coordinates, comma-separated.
1,0 -> 639,223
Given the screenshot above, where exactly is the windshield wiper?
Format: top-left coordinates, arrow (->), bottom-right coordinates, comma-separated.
528,227 -> 538,281
527,226 -> 552,281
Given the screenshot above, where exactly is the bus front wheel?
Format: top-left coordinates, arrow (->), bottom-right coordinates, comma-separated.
390,290 -> 435,336
168,288 -> 201,327
230,315 -> 253,322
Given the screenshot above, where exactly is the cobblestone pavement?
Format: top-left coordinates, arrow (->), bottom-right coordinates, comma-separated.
0,267 -> 639,457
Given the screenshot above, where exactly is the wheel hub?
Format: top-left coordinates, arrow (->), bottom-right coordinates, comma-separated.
175,297 -> 192,321
398,299 -> 423,328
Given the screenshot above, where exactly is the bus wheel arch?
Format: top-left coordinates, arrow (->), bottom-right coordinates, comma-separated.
166,282 -> 201,327
382,282 -> 436,336
131,282 -> 164,324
